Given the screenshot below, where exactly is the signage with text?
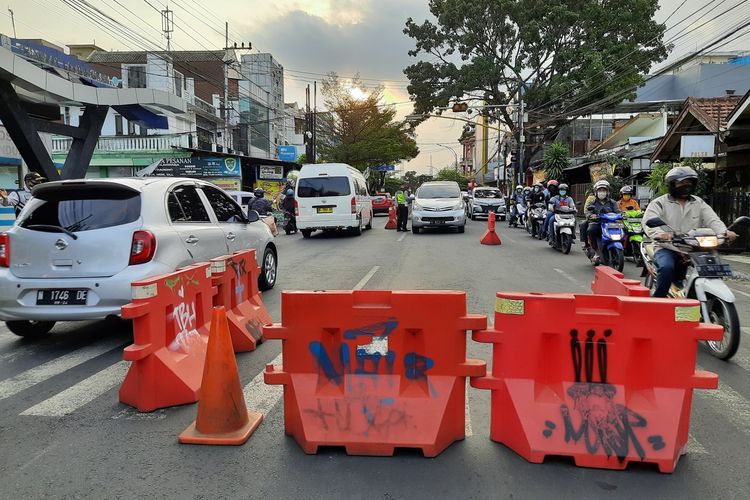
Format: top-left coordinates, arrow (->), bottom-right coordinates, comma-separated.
150,157 -> 241,178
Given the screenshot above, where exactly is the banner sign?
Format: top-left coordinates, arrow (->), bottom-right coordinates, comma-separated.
372,165 -> 396,171
277,145 -> 298,162
150,157 -> 241,178
259,165 -> 284,180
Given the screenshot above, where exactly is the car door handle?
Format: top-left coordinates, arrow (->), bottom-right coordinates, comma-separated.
185,235 -> 199,244
226,232 -> 236,241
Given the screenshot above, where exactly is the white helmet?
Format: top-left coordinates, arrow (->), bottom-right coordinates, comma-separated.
593,179 -> 610,192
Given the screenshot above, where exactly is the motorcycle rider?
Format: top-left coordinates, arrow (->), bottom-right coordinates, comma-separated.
643,166 -> 736,297
529,182 -> 546,205
247,187 -> 273,215
541,179 -> 559,239
509,185 -> 526,225
586,180 -> 620,262
280,188 -> 297,234
547,183 -> 576,243
618,185 -> 641,212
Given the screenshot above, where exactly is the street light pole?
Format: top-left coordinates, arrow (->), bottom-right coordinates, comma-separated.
437,143 -> 459,172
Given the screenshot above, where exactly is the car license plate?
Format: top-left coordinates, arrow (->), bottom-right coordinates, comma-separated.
316,207 -> 333,214
36,289 -> 88,306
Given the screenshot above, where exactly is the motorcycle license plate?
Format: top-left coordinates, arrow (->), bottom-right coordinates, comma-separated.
607,222 -> 624,228
316,207 -> 333,214
697,264 -> 733,278
36,289 -> 88,306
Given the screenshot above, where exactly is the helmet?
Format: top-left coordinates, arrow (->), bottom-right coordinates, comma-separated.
523,186 -> 531,193
620,185 -> 633,195
515,185 -> 523,192
665,166 -> 698,185
559,183 -> 569,191
546,180 -> 559,187
533,182 -> 543,189
24,172 -> 45,186
286,189 -> 294,197
593,179 -> 610,192
254,188 -> 265,197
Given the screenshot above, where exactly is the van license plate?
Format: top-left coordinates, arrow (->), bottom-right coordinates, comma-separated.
316,207 -> 333,213
36,289 -> 88,306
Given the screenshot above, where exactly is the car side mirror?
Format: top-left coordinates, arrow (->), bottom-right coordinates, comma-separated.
409,194 -> 415,201
645,217 -> 666,228
247,210 -> 260,223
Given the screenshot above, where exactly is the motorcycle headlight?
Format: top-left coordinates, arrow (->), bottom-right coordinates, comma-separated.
695,235 -> 719,248
610,234 -> 622,241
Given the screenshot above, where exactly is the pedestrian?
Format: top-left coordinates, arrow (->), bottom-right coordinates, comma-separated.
395,183 -> 409,231
0,172 -> 46,216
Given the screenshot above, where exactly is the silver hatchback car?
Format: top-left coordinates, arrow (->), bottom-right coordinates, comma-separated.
0,177 -> 278,337
410,181 -> 467,234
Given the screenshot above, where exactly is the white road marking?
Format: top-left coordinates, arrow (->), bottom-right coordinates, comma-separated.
696,368 -> 750,437
733,288 -> 750,300
0,343 -> 38,364
0,338 -> 125,401
245,353 -> 283,415
686,434 -> 707,455
397,233 -> 406,242
465,379 -> 473,437
21,361 -> 129,417
354,266 -> 380,291
554,267 -> 580,285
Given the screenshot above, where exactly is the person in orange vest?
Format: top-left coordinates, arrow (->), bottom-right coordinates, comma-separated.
618,185 -> 641,212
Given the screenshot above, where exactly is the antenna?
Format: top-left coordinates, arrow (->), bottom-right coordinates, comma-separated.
7,8 -> 16,38
161,7 -> 174,51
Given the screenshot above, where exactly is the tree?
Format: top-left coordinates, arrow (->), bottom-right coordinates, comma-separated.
542,142 -> 569,181
295,153 -> 306,165
317,73 -> 419,192
403,1 -> 668,165
435,168 -> 471,189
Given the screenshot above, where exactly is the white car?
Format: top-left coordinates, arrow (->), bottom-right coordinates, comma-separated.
0,177 -> 278,337
295,163 -> 374,238
411,181 -> 467,234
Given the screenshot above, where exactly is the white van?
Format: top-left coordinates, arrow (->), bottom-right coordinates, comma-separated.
295,163 -> 374,238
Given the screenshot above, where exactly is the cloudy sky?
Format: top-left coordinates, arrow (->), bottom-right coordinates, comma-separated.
4,0 -> 748,173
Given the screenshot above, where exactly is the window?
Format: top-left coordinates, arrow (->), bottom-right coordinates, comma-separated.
417,184 -> 460,199
114,115 -> 123,136
168,185 -> 210,223
127,120 -> 135,136
297,177 -> 352,198
127,65 -> 147,89
174,71 -> 183,98
201,185 -> 246,223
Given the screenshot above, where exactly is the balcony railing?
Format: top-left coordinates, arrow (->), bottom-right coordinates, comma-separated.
52,133 -> 198,153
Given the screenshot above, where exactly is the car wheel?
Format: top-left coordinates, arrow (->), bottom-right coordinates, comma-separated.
412,226 -> 420,234
470,214 -> 476,221
350,218 -> 362,236
6,320 -> 56,338
458,225 -> 465,234
258,247 -> 277,291
301,229 -> 312,239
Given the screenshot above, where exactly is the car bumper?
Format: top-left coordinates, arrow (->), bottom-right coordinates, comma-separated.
297,215 -> 359,230
411,209 -> 466,228
472,205 -> 506,216
0,261 -> 172,322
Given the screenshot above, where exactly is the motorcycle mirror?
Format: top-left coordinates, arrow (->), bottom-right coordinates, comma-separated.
729,215 -> 750,229
645,217 -> 666,228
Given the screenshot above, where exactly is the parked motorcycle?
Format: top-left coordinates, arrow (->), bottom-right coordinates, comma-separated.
549,206 -> 577,254
527,202 -> 547,239
586,212 -> 625,272
641,216 -> 749,360
622,207 -> 644,266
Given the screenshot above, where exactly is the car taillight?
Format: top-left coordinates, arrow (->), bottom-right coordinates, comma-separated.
0,233 -> 9,267
129,230 -> 155,265
294,199 -> 299,217
351,196 -> 357,214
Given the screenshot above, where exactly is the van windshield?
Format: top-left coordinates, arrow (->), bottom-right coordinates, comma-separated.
417,185 -> 460,199
298,177 -> 351,197
474,189 -> 502,199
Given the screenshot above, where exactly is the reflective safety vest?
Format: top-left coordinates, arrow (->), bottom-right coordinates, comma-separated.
396,191 -> 407,205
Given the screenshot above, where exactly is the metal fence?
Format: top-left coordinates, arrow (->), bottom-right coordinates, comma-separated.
710,191 -> 750,225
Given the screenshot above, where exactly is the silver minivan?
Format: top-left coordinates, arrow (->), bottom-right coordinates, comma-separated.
410,181 -> 467,234
0,177 -> 278,337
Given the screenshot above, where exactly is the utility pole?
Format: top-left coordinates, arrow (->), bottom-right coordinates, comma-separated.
305,84 -> 313,163
517,87 -> 525,186
312,81 -> 317,163
161,6 -> 174,51
223,22 -> 230,152
481,102 -> 489,181
7,9 -> 16,38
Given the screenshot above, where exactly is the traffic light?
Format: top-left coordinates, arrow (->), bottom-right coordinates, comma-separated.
452,102 -> 469,113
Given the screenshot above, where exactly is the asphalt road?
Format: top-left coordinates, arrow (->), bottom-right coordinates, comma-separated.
1,216 -> 749,499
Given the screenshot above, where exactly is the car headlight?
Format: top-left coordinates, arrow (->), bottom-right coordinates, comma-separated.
453,202 -> 463,210
695,235 -> 719,248
412,203 -> 423,211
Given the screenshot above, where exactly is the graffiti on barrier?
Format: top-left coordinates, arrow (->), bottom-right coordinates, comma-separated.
303,391 -> 413,438
228,257 -> 248,305
164,273 -> 200,292
542,329 -> 665,462
168,299 -> 202,353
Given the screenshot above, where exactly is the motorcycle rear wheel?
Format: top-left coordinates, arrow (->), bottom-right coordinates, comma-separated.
561,233 -> 572,254
705,296 -> 741,360
631,241 -> 643,267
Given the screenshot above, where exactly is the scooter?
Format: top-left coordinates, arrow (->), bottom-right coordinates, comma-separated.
509,203 -> 527,228
586,212 -> 625,272
641,216 -> 748,360
622,207 -> 644,266
549,206 -> 577,254
527,202 -> 547,239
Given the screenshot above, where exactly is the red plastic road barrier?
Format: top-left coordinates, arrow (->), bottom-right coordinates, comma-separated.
211,250 -> 272,352
480,212 -> 502,245
591,266 -> 650,297
120,262 -> 215,412
385,206 -> 397,230
471,292 -> 723,473
264,290 -> 486,457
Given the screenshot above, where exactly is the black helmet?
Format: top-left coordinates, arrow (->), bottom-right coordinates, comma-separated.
24,172 -> 45,185
254,188 -> 265,197
665,166 -> 698,185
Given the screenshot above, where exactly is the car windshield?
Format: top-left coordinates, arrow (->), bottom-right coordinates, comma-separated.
297,176 -> 351,197
417,185 -> 460,199
474,190 -> 502,199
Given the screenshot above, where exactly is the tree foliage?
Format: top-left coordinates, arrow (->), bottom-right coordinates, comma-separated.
435,168 -> 471,189
403,0 -> 668,163
542,142 -> 569,181
317,72 -> 419,192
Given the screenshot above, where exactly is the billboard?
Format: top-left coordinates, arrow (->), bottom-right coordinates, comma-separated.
148,157 -> 241,178
277,145 -> 298,162
680,135 -> 715,158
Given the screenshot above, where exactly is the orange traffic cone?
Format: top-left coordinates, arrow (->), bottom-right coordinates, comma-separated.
385,205 -> 397,230
480,212 -> 502,245
179,307 -> 263,445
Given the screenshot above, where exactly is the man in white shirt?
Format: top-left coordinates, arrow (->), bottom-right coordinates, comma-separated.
0,172 -> 45,216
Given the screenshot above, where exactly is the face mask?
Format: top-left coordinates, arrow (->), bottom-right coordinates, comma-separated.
559,190 -> 567,196
534,187 -> 540,192
669,185 -> 694,199
597,191 -> 607,200
622,194 -> 631,201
